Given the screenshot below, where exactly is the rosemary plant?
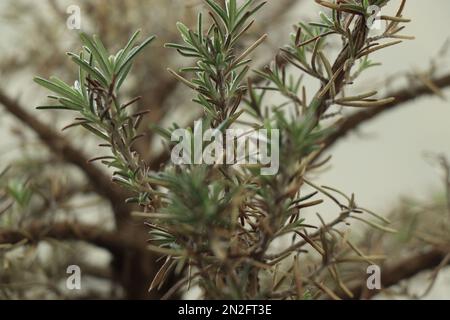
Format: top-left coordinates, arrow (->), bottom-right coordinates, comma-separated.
35,0 -> 412,300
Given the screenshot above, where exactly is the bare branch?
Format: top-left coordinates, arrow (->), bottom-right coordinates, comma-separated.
343,247 -> 450,299
0,89 -> 131,223
318,73 -> 450,157
0,221 -> 142,255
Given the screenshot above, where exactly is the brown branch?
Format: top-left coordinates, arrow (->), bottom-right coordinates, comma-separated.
0,221 -> 142,255
320,73 -> 450,155
345,246 -> 450,299
0,220 -> 169,299
0,89 -> 131,223
314,16 -> 370,118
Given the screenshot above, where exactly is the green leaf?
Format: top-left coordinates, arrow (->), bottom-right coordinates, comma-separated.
230,65 -> 249,93
116,35 -> 156,79
68,53 -> 109,87
176,22 -> 191,43
7,180 -> 32,208
114,29 -> 141,73
226,0 -> 237,27
59,97 -> 85,111
78,51 -> 88,98
165,43 -> 197,52
116,62 -> 133,91
81,123 -> 109,141
93,35 -> 114,75
197,12 -> 203,44
34,76 -> 84,104
80,33 -> 112,80
204,0 -> 229,28
36,105 -> 71,110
